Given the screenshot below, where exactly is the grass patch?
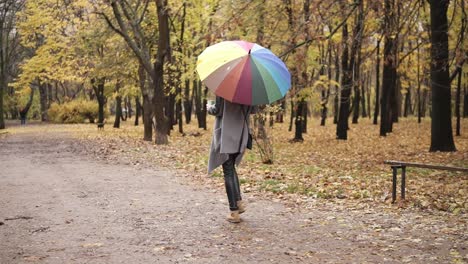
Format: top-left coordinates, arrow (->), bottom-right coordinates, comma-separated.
304,165 -> 322,174
260,179 -> 284,193
211,171 -> 223,178
406,167 -> 433,176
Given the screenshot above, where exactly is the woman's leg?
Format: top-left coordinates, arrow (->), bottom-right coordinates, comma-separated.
222,154 -> 238,211
232,162 -> 242,202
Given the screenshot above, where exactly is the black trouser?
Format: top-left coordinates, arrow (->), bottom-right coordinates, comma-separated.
222,153 -> 242,211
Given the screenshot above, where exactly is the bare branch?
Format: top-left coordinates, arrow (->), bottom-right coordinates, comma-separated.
279,2 -> 359,58
96,11 -> 125,38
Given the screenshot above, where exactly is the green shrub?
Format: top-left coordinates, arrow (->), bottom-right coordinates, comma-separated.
48,100 -> 101,124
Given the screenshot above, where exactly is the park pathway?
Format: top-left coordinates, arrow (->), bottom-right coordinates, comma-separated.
0,131 -> 466,263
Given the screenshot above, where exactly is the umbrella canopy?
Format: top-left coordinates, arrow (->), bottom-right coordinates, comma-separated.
196,40 -> 291,106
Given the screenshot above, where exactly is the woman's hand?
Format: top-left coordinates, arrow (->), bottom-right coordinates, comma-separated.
207,97 -> 223,116
207,103 -> 215,112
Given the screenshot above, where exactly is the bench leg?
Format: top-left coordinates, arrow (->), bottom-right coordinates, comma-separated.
392,166 -> 398,203
401,166 -> 406,200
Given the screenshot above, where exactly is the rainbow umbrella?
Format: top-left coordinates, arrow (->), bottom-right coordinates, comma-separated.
196,40 -> 291,106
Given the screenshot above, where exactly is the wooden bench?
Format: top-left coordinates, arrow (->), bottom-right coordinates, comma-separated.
384,160 -> 468,203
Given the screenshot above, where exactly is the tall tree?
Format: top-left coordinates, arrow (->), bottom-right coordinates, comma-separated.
428,0 -> 456,151
293,0 -> 312,141
351,0 -> 364,124
464,72 -> 468,118
92,78 -> 106,126
153,0 -> 170,144
337,0 -> 360,140
0,0 -> 24,129
454,0 -> 466,136
113,82 -> 122,128
380,0 -> 397,136
101,0 -> 170,144
373,38 -> 381,125
14,0 -> 90,124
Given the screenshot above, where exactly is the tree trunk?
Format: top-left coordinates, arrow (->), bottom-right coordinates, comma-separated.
380,0 -> 397,136
352,83 -> 360,124
464,73 -> 468,117
275,100 -> 285,123
165,68 -> 175,132
455,0 -> 466,134
194,79 -> 201,128
201,86 -> 208,129
351,1 -> 364,124
0,76 -> 4,129
167,91 -> 175,129
174,2 -> 186,134
429,0 -> 456,152
92,78 -> 106,126
320,43 -> 332,126
39,81 -> 49,122
337,22 -> 351,139
114,84 -> 122,128
54,82 -> 60,104
417,85 -> 422,123
0,10 -> 6,129
421,88 -> 428,117
135,96 -> 141,126
0,18 -> 3,129
361,78 -> 367,118
137,64 -> 148,127
403,87 -> 412,117
153,0 -> 170,144
142,94 -> 153,141
320,89 -> 328,126
337,0 -> 362,139
254,0 -> 271,159
47,83 -> 53,108
8,81 -> 17,120
114,96 -> 122,128
121,97 -> 127,121
293,99 -> 305,141
367,73 -> 371,118
373,39 -> 381,125
417,43 -> 422,123
288,100 -> 294,131
254,109 -> 274,164
19,88 -> 34,125
176,91 -> 183,134
195,79 -> 207,130
333,49 -> 340,125
393,77 -> 401,123
455,69 -> 461,136
126,96 -> 132,119
183,79 -> 192,124
302,100 -> 308,133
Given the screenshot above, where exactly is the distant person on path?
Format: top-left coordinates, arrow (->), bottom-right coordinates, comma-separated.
207,96 -> 254,223
19,110 -> 27,125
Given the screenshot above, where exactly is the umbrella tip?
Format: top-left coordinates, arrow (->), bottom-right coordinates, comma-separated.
248,49 -> 251,54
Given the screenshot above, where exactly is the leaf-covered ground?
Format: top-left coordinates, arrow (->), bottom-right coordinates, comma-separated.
2,129 -> 466,263
6,117 -> 467,215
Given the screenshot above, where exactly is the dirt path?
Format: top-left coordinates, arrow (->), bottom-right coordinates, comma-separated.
0,131 -> 466,263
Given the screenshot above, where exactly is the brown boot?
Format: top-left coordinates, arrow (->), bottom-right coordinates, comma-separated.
237,200 -> 246,214
227,210 -> 241,223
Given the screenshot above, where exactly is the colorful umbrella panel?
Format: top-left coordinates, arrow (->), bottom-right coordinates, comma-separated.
197,41 -> 291,106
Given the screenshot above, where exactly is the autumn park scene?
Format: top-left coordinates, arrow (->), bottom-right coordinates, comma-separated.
0,0 -> 467,263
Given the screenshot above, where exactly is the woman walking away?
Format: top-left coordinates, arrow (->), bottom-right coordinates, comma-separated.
207,96 -> 254,223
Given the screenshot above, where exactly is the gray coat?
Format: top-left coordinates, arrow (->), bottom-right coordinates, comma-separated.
207,97 -> 253,174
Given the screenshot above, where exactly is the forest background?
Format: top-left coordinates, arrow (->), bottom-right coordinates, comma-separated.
0,0 -> 467,213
